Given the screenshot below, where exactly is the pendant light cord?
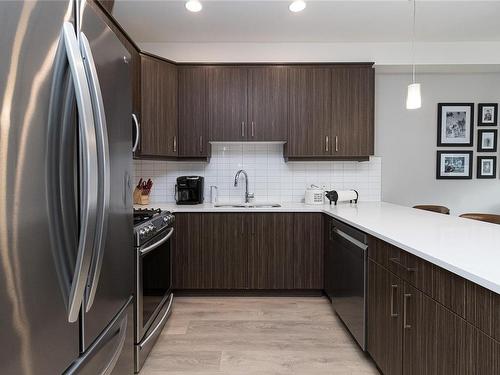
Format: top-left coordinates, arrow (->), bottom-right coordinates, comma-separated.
411,0 -> 416,83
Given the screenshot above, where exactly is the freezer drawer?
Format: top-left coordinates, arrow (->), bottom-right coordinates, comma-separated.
65,297 -> 134,375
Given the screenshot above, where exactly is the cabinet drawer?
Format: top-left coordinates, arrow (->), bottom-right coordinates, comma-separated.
368,237 -> 433,295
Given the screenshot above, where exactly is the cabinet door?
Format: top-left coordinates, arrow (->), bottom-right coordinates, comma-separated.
293,213 -> 324,289
287,67 -> 332,157
159,60 -> 178,156
208,67 -> 248,141
172,213 -> 203,289
248,67 -> 288,141
402,283 -> 437,375
367,260 -> 403,375
202,213 -> 249,289
331,66 -> 374,157
178,66 -> 208,157
248,213 -> 294,289
324,216 -> 335,299
140,55 -> 178,157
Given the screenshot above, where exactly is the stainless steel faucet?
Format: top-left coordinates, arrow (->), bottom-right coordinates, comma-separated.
234,169 -> 254,203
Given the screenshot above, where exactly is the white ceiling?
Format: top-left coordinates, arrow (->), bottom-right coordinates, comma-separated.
113,0 -> 500,44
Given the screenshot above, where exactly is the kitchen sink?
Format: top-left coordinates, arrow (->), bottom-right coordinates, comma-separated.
214,203 -> 281,208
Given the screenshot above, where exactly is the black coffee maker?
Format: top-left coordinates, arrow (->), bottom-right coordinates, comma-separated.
175,176 -> 204,205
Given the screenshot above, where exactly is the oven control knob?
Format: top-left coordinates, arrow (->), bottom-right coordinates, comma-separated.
148,225 -> 155,232
139,229 -> 146,236
163,217 -> 169,223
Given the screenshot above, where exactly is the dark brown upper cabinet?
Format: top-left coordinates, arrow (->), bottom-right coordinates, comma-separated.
286,64 -> 374,161
331,65 -> 374,157
178,66 -> 209,158
287,67 -> 332,158
248,66 -> 288,141
208,67 -> 248,141
139,54 -> 178,158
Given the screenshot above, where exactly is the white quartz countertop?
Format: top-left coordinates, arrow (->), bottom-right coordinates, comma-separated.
136,201 -> 500,294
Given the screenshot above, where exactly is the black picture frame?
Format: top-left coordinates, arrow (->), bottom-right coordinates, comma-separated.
436,151 -> 473,180
437,103 -> 474,147
477,129 -> 498,152
478,103 -> 498,126
477,156 -> 497,179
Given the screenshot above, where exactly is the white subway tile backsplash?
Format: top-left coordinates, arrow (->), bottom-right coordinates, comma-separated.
134,143 -> 382,204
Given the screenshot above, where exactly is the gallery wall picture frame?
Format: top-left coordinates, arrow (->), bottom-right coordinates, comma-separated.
436,151 -> 473,180
437,103 -> 474,147
478,103 -> 498,126
477,129 -> 498,152
477,156 -> 497,179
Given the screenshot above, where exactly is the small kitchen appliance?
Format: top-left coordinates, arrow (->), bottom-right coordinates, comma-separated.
325,189 -> 359,205
175,176 -> 204,204
305,185 -> 325,205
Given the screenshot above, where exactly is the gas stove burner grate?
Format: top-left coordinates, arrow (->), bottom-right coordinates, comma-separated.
133,208 -> 162,225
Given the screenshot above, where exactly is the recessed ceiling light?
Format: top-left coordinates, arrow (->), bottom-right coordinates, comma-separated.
289,0 -> 306,13
186,0 -> 202,12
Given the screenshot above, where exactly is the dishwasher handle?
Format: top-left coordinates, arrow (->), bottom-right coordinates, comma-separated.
333,227 -> 368,251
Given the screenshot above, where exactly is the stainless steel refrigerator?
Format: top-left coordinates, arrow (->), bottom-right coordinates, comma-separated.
0,0 -> 134,373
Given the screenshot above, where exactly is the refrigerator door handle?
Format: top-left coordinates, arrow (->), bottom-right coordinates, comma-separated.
61,22 -> 99,323
79,32 -> 111,313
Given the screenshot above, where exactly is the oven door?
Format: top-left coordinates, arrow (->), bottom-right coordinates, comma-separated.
136,226 -> 174,341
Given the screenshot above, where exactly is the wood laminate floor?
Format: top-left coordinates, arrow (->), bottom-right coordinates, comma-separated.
141,297 -> 380,375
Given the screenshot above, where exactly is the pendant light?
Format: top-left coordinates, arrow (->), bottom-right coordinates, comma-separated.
406,0 -> 421,109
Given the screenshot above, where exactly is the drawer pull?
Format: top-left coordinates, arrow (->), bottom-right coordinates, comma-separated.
389,257 -> 416,272
403,293 -> 412,329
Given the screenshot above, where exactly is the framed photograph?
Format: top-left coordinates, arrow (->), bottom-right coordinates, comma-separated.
477,129 -> 498,152
436,151 -> 473,179
478,103 -> 498,126
437,103 -> 474,147
477,156 -> 497,179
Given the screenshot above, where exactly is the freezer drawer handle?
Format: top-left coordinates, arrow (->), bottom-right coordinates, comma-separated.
64,296 -> 132,375
390,284 -> 399,318
80,32 -> 111,313
333,228 -> 368,250
58,22 -> 99,323
139,294 -> 174,350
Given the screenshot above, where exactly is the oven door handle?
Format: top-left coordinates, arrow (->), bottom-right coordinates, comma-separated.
139,227 -> 174,256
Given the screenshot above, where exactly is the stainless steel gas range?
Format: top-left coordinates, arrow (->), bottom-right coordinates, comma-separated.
133,208 -> 175,373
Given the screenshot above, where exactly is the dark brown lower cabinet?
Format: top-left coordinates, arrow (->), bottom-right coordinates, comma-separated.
293,213 -> 324,289
367,260 -> 403,375
173,212 -> 322,290
248,213 -> 294,289
368,259 -> 500,375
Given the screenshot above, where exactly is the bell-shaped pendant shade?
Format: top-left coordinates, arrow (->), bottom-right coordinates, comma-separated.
406,83 -> 422,109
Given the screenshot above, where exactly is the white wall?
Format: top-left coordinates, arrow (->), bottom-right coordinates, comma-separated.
375,72 -> 500,215
134,144 -> 381,204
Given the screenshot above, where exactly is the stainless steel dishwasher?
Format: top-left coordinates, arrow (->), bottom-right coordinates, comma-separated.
325,217 -> 368,351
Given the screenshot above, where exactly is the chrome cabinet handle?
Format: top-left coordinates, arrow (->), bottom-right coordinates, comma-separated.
241,121 -> 245,137
251,121 -> 255,138
335,136 -> 339,152
132,113 -> 140,152
173,136 -> 177,153
60,22 -> 99,323
139,294 -> 174,349
80,32 -> 111,313
403,293 -> 412,329
139,227 -> 174,256
325,135 -> 329,152
389,257 -> 417,272
199,135 -> 203,153
390,284 -> 399,318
